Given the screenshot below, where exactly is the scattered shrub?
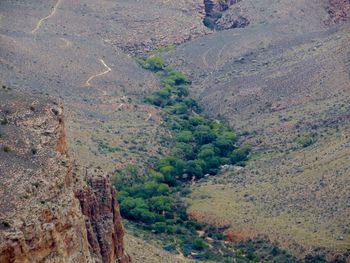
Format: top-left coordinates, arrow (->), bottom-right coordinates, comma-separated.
298,134 -> 317,148
31,148 -> 37,155
1,117 -> 8,125
3,146 -> 10,152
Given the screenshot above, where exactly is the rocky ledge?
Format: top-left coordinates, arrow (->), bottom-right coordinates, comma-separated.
0,88 -> 129,263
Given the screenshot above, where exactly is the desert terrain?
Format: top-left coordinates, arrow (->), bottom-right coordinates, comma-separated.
1,0 -> 349,261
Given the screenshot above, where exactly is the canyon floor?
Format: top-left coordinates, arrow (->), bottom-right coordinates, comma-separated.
1,0 -> 350,262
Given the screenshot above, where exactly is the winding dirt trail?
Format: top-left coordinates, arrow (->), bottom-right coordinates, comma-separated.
202,47 -> 214,69
85,59 -> 112,87
31,0 -> 62,34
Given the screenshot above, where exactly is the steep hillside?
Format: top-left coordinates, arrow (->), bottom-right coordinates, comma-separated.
163,0 -> 350,260
0,88 -> 129,263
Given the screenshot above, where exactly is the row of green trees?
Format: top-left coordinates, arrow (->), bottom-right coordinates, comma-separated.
112,57 -> 252,260
137,56 -> 251,185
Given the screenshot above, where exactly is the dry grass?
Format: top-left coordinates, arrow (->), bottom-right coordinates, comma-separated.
66,96 -> 172,173
124,233 -> 195,263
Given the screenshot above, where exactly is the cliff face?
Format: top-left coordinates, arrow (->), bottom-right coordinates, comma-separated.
75,169 -> 130,263
0,89 -> 129,263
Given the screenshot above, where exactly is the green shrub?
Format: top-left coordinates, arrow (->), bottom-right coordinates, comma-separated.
192,238 -> 208,251
298,134 -> 317,148
176,130 -> 194,143
194,125 -> 216,145
184,160 -> 205,178
230,145 -> 252,164
214,131 -> 237,155
151,222 -> 167,233
1,117 -> 8,125
203,17 -> 216,30
140,56 -> 166,71
172,142 -> 196,160
149,195 -> 172,213
3,146 -> 10,152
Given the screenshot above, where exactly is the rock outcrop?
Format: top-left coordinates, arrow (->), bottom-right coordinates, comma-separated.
325,0 -> 350,24
0,89 -> 129,263
204,0 -> 238,15
75,169 -> 130,263
203,0 -> 250,29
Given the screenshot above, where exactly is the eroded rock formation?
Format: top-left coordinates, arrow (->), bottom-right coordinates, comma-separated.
203,0 -> 249,29
0,89 -> 129,263
75,169 -> 130,263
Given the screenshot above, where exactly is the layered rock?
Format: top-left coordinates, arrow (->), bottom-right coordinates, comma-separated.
0,89 -> 129,263
75,169 -> 130,263
203,0 -> 250,29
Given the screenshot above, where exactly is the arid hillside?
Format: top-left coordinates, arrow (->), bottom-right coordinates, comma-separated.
0,0 -> 210,176
163,0 -> 350,260
0,0 -> 349,261
0,0 -> 209,261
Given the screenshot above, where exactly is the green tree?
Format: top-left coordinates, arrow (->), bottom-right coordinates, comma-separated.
189,115 -> 206,127
197,144 -> 217,160
151,222 -> 167,233
111,164 -> 140,189
144,56 -> 165,71
130,207 -> 156,224
172,142 -> 196,160
167,102 -> 188,115
194,125 -> 216,145
142,181 -> 161,198
150,195 -> 172,214
176,130 -> 194,143
184,160 -> 205,178
119,197 -> 148,218
192,238 -> 208,250
157,183 -> 170,195
175,85 -> 189,97
117,190 -> 130,203
214,131 -> 237,156
230,145 -> 252,164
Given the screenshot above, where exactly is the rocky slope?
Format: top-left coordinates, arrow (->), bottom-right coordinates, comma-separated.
163,0 -> 350,259
1,0 -> 350,261
0,88 -> 129,263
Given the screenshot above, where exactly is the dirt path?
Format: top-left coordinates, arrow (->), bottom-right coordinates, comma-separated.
60,38 -> 72,48
145,113 -> 152,121
202,47 -> 214,69
215,43 -> 228,70
32,0 -> 62,34
85,59 -> 112,86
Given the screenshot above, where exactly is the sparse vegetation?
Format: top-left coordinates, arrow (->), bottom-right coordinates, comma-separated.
97,140 -> 121,153
31,148 -> 38,155
1,117 -> 8,125
0,221 -> 10,229
3,146 -> 10,152
203,16 -> 217,30
298,134 -> 317,148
